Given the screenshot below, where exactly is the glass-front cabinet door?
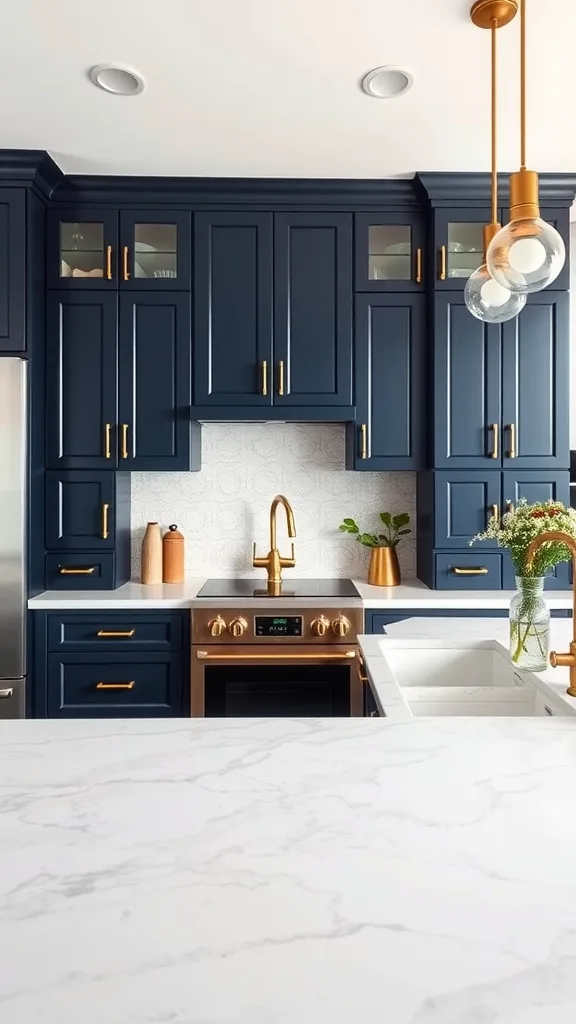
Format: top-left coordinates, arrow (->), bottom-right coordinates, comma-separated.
119,211 -> 191,289
435,208 -> 500,288
355,213 -> 425,291
47,209 -> 119,289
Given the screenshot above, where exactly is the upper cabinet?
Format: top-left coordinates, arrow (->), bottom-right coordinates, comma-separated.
193,211 -> 353,410
433,207 -> 496,289
355,213 -> 425,292
47,209 -> 191,290
434,292 -> 569,471
0,188 -> 26,352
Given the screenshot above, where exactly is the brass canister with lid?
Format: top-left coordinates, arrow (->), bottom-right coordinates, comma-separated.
162,524 -> 185,584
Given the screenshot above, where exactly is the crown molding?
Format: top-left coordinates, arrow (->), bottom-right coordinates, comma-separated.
0,149 -> 63,198
416,171 -> 576,208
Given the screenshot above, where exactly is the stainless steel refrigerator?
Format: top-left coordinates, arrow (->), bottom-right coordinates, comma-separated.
0,358 -> 27,718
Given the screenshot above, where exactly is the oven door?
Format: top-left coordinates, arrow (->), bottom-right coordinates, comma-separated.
192,645 -> 361,718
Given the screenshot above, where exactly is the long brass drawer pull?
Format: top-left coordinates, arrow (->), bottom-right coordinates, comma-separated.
278,360 -> 285,397
451,567 -> 489,576
506,422 -> 517,459
489,422 -> 499,459
106,245 -> 113,280
59,567 -> 96,575
123,246 -> 130,281
101,503 -> 110,540
261,360 -> 268,397
415,247 -> 423,284
196,651 -> 357,661
360,423 -> 368,460
121,423 -> 129,459
439,245 -> 447,281
96,681 -> 135,690
97,630 -> 135,638
489,503 -> 500,527
104,422 -> 112,459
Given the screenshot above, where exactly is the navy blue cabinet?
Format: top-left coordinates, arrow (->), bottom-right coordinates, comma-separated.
433,207 -> 496,289
47,209 -> 190,290
119,293 -> 198,470
274,213 -> 352,407
355,213 -> 425,292
0,189 -> 26,352
193,212 -> 273,408
193,211 -> 353,411
348,294 -> 425,470
46,470 -> 116,550
46,292 -> 118,469
501,292 -> 569,469
434,470 -> 501,549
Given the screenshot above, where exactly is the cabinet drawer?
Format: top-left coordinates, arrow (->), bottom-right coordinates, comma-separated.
47,613 -> 183,652
47,653 -> 183,717
45,552 -> 117,590
435,552 -> 502,590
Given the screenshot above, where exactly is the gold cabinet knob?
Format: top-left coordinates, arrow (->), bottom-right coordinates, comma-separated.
331,615 -> 351,638
228,617 -> 248,638
310,615 -> 330,638
208,616 -> 226,638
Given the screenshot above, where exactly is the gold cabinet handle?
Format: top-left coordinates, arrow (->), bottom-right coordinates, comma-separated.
360,423 -> 368,460
415,247 -> 423,284
506,423 -> 517,459
489,503 -> 500,526
123,246 -> 130,281
96,681 -> 135,690
96,629 -> 135,638
277,360 -> 285,397
106,245 -> 113,280
101,503 -> 110,540
104,422 -> 112,460
260,360 -> 268,397
196,651 -> 357,661
121,423 -> 129,459
59,567 -> 96,575
438,245 -> 447,281
506,501 -> 515,515
0,688 -> 14,698
488,422 -> 499,459
451,567 -> 489,576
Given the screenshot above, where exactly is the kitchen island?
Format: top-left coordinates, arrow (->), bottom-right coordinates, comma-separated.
2,713 -> 576,1022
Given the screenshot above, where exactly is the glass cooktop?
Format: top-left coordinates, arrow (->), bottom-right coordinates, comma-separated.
197,578 -> 360,599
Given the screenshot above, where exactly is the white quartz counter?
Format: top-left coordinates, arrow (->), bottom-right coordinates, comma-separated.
3,714 -> 576,1023
27,577 -> 575,610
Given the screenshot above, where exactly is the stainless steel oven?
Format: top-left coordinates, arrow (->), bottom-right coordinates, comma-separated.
191,606 -> 363,718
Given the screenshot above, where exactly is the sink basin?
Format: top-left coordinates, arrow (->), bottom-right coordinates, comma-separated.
359,637 -> 574,719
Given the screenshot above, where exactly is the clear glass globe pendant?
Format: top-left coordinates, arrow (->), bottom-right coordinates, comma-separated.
465,223 -> 526,323
486,169 -> 566,294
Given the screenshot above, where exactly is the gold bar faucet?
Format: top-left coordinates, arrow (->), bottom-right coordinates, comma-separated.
253,495 -> 296,584
526,530 -> 576,697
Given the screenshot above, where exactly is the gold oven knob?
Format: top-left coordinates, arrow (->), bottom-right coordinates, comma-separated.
332,615 -> 351,638
228,617 -> 248,638
208,616 -> 226,638
310,615 -> 330,637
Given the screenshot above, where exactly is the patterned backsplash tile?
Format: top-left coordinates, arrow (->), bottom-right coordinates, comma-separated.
131,423 -> 416,579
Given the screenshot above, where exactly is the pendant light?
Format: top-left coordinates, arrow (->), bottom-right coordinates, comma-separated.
465,0 -> 526,323
486,0 -> 565,293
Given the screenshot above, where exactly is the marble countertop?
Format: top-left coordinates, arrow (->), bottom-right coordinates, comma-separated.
27,577 -> 575,610
3,715 -> 576,1022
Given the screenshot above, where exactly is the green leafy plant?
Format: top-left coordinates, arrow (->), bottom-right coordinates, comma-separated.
338,511 -> 411,549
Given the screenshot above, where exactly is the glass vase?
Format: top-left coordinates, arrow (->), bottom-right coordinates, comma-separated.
509,576 -> 550,672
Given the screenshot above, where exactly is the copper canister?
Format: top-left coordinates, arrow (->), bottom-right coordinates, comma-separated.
162,524 -> 185,584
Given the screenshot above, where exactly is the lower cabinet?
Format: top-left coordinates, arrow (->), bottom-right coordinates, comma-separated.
33,610 -> 189,718
365,608 -> 570,634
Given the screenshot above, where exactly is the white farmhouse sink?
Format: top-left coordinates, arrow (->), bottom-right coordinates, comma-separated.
358,637 -> 575,719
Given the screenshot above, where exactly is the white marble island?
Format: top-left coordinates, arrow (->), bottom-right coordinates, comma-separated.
3,715 -> 576,1022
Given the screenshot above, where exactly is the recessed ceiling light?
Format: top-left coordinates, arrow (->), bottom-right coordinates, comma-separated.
361,66 -> 413,99
89,63 -> 145,96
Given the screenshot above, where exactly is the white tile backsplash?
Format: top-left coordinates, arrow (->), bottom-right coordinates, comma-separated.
131,423 -> 416,579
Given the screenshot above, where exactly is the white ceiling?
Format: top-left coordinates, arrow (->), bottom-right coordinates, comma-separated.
2,0 -> 575,179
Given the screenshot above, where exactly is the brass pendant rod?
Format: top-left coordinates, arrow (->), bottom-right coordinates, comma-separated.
520,0 -> 526,169
491,17 -> 498,225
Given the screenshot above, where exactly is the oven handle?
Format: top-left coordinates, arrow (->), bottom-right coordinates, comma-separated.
196,650 -> 357,661
357,652 -> 369,683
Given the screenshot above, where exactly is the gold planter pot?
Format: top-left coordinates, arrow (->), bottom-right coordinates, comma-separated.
368,546 -> 401,587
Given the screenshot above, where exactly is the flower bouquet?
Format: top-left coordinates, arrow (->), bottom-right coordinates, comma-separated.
471,499 -> 576,670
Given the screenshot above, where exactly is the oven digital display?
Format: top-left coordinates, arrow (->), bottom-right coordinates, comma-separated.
255,616 -> 302,637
